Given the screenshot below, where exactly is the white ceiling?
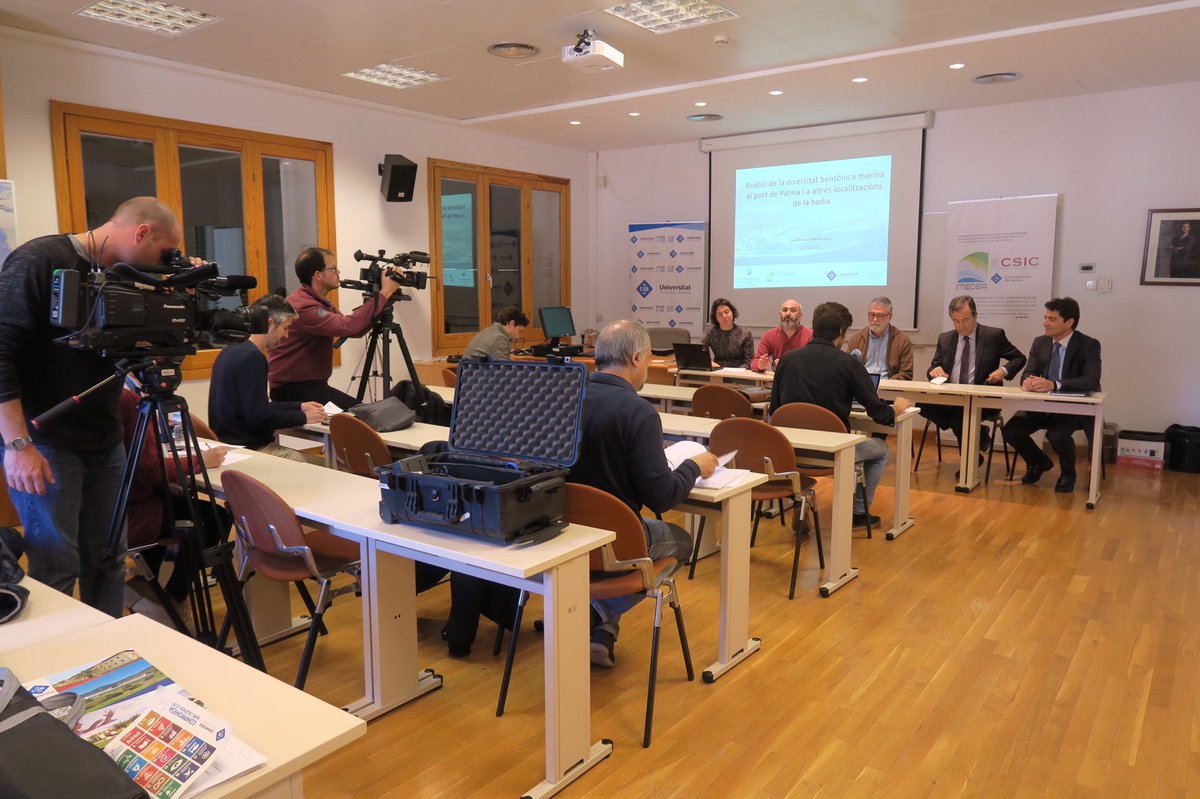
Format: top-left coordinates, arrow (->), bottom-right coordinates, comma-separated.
2,0 -> 1200,150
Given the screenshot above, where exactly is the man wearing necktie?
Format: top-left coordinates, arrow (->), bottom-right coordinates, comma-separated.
1004,297 -> 1103,493
922,295 -> 1026,456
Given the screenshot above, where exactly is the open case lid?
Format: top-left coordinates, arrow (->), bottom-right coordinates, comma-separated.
449,358 -> 589,468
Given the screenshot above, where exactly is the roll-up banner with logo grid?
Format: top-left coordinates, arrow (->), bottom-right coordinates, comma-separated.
628,222 -> 706,339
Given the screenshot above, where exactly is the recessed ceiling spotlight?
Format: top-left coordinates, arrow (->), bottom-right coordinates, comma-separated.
694,101 -> 707,107
569,120 -> 582,126
76,0 -> 219,36
851,77 -> 869,83
344,63 -> 448,90
628,112 -> 641,117
972,71 -> 1022,84
605,1 -> 737,34
768,90 -> 783,96
948,63 -> 966,70
687,113 -> 723,122
487,42 -> 540,59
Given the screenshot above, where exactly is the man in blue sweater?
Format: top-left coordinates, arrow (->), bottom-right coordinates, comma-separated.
209,295 -> 326,461
569,320 -> 717,666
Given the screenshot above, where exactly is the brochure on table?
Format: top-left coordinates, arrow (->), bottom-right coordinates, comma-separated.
24,650 -> 265,797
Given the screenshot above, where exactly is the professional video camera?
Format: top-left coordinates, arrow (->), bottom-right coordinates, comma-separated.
339,248 -> 431,300
48,250 -> 264,358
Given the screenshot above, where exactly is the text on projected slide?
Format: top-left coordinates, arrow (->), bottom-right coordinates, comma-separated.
734,155 -> 892,289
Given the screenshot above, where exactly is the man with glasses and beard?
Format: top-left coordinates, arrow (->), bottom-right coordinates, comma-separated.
752,298 -> 812,372
269,246 -> 403,409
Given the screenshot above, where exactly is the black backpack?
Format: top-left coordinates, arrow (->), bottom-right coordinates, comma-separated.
390,380 -> 452,426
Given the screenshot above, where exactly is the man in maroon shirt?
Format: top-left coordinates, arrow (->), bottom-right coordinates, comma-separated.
268,247 -> 402,408
752,298 -> 813,372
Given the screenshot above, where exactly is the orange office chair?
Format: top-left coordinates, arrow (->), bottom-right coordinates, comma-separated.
189,414 -> 219,442
221,470 -> 361,690
441,368 -> 458,388
770,402 -> 873,540
329,413 -> 391,477
710,417 -> 821,599
690,384 -> 754,420
495,483 -> 694,748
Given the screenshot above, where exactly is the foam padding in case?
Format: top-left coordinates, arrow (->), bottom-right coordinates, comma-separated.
449,359 -> 588,467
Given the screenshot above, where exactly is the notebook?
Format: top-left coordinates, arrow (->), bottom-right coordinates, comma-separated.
672,342 -> 717,371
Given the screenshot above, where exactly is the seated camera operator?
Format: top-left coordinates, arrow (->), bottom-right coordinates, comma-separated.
210,295 -> 326,462
0,196 -> 188,616
269,247 -> 402,409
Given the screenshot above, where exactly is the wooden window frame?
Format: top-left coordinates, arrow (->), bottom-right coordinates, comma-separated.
49,101 -> 336,379
427,158 -> 570,356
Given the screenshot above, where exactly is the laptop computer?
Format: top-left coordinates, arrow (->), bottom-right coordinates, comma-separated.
851,373 -> 883,411
672,342 -> 717,371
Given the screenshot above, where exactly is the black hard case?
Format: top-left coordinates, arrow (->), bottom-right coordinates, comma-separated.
378,359 -> 588,542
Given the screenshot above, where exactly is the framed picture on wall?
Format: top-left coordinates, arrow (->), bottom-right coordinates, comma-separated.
1142,208 -> 1200,286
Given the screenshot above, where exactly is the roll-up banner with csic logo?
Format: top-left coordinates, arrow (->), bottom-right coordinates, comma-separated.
944,194 -> 1057,347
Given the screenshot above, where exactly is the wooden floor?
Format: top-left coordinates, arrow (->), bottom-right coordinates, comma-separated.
253,454 -> 1198,798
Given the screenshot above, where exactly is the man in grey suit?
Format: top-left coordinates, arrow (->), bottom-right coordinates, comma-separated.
1003,297 -> 1102,493
922,295 -> 1026,453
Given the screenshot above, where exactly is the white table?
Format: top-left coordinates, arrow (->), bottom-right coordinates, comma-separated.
675,366 -> 773,387
0,577 -> 111,654
2,613 -> 364,799
206,450 -> 615,799
878,378 -> 979,491
673,472 -> 767,682
967,385 -> 1107,509
879,380 -> 1106,508
656,412 -> 866,597
849,406 -> 920,540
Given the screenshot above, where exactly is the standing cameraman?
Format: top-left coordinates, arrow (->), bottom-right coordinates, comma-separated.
269,247 -> 401,409
0,197 -> 186,616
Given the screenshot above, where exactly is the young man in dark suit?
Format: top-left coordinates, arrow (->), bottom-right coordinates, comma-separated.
922,295 -> 1026,453
1003,297 -> 1102,493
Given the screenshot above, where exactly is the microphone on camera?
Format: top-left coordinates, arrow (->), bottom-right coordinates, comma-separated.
206,275 -> 258,291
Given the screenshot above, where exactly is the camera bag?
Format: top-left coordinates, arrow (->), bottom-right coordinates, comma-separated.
378,358 -> 587,542
0,668 -> 148,798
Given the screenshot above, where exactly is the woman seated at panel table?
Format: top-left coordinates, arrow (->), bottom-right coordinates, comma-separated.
700,297 -> 755,368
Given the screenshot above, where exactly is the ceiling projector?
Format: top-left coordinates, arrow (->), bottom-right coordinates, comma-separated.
562,30 -> 623,71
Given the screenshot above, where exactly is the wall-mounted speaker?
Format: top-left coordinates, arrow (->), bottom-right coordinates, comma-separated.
379,154 -> 417,202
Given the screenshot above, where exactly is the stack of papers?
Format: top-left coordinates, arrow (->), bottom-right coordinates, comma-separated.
664,440 -> 749,490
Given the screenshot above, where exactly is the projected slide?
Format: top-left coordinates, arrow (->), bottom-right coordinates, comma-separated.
441,193 -> 475,288
734,155 -> 891,289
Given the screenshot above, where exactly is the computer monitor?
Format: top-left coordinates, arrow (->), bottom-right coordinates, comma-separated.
538,306 -> 576,346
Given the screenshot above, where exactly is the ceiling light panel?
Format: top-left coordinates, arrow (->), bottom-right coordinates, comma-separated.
343,63 -> 448,90
605,1 -> 737,34
76,0 -> 219,36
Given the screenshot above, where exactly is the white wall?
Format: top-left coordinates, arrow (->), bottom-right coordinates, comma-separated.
593,82 -> 1200,433
0,27 -> 590,412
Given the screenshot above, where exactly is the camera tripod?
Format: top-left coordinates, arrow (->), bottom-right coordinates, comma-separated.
93,357 -> 265,669
349,298 -> 426,402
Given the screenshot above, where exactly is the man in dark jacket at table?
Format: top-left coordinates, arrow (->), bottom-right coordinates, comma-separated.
1004,297 -> 1102,493
922,294 -> 1026,454
569,320 -> 717,667
210,295 -> 326,462
769,302 -> 913,529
